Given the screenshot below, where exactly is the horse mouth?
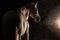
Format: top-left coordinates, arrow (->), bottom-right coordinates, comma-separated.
35,19 -> 40,23
35,17 -> 40,23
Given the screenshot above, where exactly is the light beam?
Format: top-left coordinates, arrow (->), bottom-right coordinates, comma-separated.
55,17 -> 60,30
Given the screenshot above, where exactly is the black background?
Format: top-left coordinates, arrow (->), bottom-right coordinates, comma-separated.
1,0 -> 60,40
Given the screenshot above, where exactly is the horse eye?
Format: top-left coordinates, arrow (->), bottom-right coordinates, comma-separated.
32,4 -> 35,6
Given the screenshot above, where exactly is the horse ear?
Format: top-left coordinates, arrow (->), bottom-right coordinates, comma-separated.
31,2 -> 35,5
35,2 -> 38,8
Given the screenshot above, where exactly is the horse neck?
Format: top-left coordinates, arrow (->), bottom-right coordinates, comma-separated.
20,8 -> 29,21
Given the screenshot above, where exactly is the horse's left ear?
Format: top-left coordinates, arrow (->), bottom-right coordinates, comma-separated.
35,2 -> 38,8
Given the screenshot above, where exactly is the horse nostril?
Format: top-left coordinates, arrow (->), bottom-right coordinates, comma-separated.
37,17 -> 40,21
38,17 -> 40,19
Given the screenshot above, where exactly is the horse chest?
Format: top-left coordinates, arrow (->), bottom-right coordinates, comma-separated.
21,20 -> 29,36
19,13 -> 29,36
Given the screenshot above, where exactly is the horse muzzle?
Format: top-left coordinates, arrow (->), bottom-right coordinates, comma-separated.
35,16 -> 41,23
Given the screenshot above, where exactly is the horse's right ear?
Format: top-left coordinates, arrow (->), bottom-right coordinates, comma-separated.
35,2 -> 38,8
36,2 -> 38,5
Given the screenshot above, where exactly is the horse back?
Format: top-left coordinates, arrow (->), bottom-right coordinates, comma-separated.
2,10 -> 20,40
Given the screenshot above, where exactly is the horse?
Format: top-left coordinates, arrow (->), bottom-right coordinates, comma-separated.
15,2 -> 41,40
2,2 -> 40,40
